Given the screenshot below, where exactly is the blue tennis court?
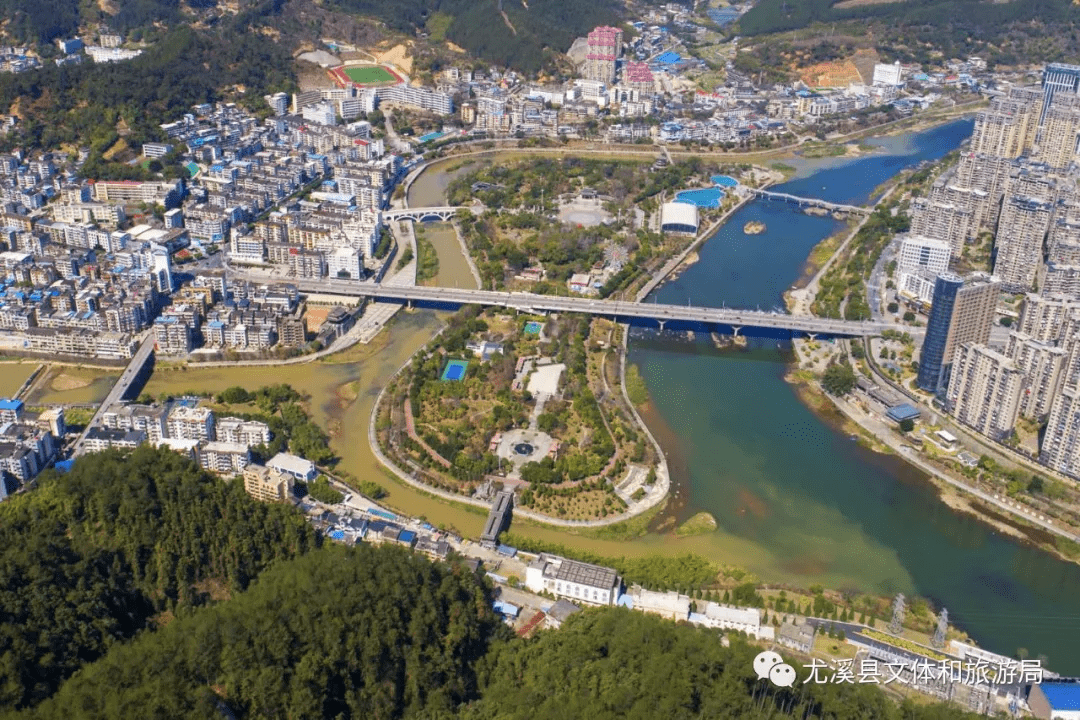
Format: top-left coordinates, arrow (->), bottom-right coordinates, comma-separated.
656,51 -> 681,64
441,359 -> 469,381
524,321 -> 543,335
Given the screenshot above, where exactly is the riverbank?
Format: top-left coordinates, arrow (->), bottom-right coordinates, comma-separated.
788,337 -> 1080,568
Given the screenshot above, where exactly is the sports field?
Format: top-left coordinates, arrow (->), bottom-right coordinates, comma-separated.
343,66 -> 398,84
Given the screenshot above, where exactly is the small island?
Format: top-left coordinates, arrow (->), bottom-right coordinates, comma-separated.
743,221 -> 766,235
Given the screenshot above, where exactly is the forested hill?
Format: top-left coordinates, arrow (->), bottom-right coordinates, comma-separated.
326,0 -> 620,73
0,445 -> 319,713
736,0 -> 1080,66
0,447 -> 990,719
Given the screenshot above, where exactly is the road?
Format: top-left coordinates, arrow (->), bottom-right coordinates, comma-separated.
71,334 -> 156,456
824,350 -> 1080,544
228,273 -> 922,338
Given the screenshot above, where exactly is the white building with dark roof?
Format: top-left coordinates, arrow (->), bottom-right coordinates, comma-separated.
525,553 -> 622,606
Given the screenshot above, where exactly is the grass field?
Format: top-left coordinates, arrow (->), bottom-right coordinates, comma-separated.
343,66 -> 398,85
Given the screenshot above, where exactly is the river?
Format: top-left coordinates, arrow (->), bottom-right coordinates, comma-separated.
105,123 -> 1069,676
626,119 -> 1080,673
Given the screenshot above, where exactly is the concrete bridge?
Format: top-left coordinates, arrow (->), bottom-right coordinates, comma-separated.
746,188 -> 871,216
266,276 -> 917,338
382,206 -> 480,224
72,334 -> 155,457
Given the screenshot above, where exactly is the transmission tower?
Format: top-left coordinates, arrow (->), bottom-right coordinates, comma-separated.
887,593 -> 906,635
932,608 -> 949,649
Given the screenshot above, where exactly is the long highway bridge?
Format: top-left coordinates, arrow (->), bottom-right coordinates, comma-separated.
250,275 -> 917,338
745,188 -> 871,216
72,334 -> 156,457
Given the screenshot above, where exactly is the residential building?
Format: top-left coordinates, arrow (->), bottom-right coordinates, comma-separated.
167,405 -> 215,441
215,417 -> 271,445
909,198 -> 973,257
82,427 -> 145,452
993,195 -> 1054,292
872,61 -> 904,87
946,343 -> 1026,441
198,441 -> 250,475
1040,385 -> 1080,479
777,622 -> 816,654
1019,293 -> 1080,342
101,404 -> 167,443
544,599 -> 582,629
1006,332 -> 1066,418
1036,95 -> 1080,168
585,26 -> 622,84
631,588 -> 690,621
1042,63 -> 1080,119
917,272 -> 1000,393
0,398 -> 24,424
267,451 -> 317,481
969,89 -> 1040,159
525,553 -> 622,606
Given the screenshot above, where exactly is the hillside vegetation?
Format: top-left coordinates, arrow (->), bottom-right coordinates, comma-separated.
0,445 -> 319,712
737,0 -> 1080,67
0,448 -> 995,719
327,0 -> 620,73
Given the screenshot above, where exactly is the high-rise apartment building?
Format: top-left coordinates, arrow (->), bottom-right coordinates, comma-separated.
917,272 -> 1000,393
1006,331 -> 1067,418
970,91 -> 1041,159
993,195 -> 1054,292
1040,385 -> 1080,478
946,342 -> 1026,440
909,200 -> 973,257
1043,263 -> 1080,297
585,26 -> 622,84
1019,293 -> 1080,342
1042,63 -> 1080,120
1036,94 -> 1080,169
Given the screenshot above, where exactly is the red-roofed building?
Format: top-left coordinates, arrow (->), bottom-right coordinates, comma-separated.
624,61 -> 654,93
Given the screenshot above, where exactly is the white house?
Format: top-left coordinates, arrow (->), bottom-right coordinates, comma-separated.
267,451 -> 317,481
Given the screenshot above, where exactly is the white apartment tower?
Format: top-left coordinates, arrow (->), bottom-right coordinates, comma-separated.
970,92 -> 1041,159
946,343 -> 1026,441
909,199 -> 973,257
1019,293 -> 1080,343
1040,386 -> 1080,479
993,195 -> 1054,293
1006,331 -> 1067,418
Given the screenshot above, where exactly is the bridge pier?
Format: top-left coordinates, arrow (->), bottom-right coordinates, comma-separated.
731,326 -> 742,338
406,299 -> 413,310
807,333 -> 817,341
657,319 -> 666,332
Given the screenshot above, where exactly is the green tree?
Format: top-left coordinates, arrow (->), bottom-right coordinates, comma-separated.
822,361 -> 857,396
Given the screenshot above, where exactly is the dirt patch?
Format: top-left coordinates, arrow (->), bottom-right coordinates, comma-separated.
373,43 -> 412,74
51,373 -> 92,391
447,41 -> 467,54
305,306 -> 332,332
